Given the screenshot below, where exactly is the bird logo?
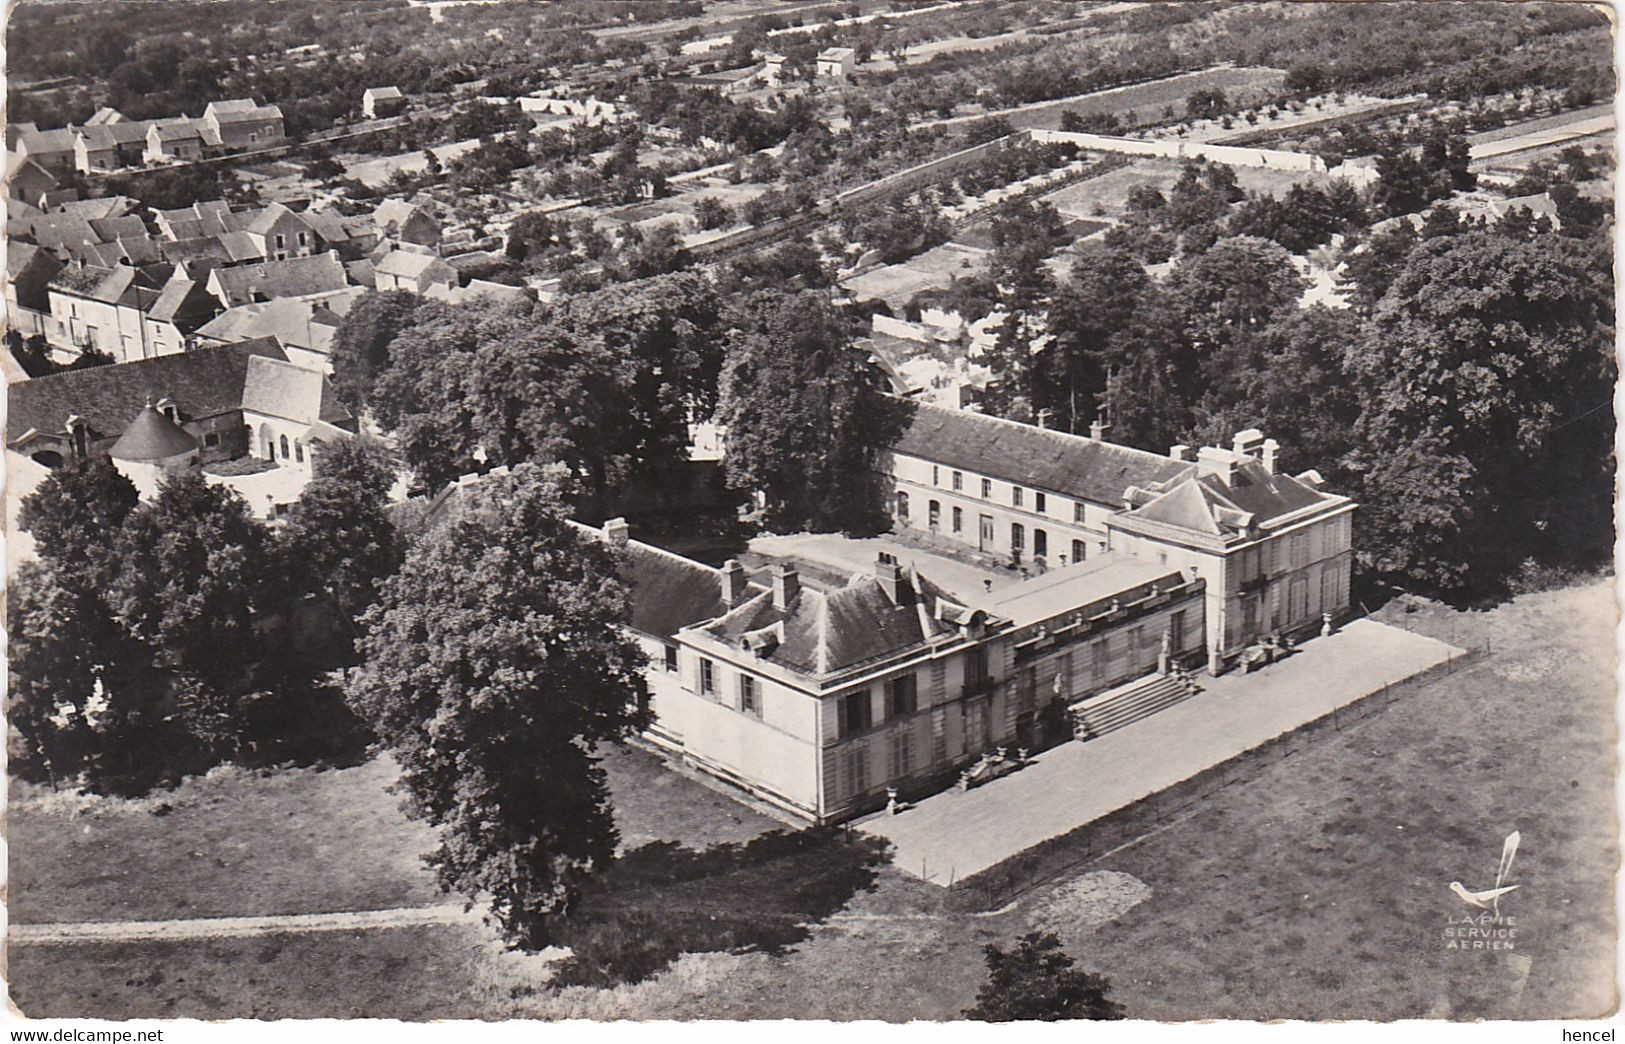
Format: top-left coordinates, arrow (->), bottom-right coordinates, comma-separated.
1448,831 -> 1521,916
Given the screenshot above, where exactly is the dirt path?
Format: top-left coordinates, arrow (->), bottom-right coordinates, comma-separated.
11,903 -> 482,945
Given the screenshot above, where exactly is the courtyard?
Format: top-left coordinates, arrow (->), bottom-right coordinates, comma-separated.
860,618 -> 1465,883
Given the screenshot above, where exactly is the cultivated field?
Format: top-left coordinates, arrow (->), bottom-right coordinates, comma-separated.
10,582 -> 1614,1021
1037,156 -> 1342,221
920,66 -> 1287,133
341,138 -> 483,187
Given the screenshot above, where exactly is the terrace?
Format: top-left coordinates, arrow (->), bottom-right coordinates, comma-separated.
859,617 -> 1465,884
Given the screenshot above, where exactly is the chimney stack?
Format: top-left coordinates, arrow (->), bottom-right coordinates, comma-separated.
1089,418 -> 1108,440
602,516 -> 629,546
771,563 -> 800,610
1232,428 -> 1265,460
1261,438 -> 1280,475
1196,446 -> 1239,486
875,551 -> 903,603
721,559 -> 749,604
1168,444 -> 1192,462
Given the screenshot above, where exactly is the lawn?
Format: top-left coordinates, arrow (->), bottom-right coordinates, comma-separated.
11,583 -> 1615,1020
1039,158 -> 1185,219
7,756 -> 442,926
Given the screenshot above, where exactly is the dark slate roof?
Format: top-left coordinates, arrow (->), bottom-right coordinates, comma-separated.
887,400 -> 1194,507
618,542 -> 736,639
1121,458 -> 1342,543
209,253 -> 347,304
109,405 -> 198,461
78,121 -> 154,148
88,216 -> 148,241
9,240 -> 44,278
6,336 -> 287,445
1199,460 -> 1328,524
162,235 -> 235,266
48,262 -> 117,295
701,563 -> 969,678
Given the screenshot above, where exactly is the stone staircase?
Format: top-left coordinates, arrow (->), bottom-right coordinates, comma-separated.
1068,670 -> 1202,740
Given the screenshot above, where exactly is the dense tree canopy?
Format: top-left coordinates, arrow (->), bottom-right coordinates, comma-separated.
1343,230 -> 1615,591
346,463 -> 649,948
330,290 -> 424,415
718,291 -> 907,533
276,437 -> 404,624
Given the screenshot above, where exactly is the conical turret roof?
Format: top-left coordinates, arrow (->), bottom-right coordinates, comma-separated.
109,404 -> 197,462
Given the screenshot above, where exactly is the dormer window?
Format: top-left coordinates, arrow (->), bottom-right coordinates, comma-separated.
155,397 -> 180,424
66,415 -> 89,460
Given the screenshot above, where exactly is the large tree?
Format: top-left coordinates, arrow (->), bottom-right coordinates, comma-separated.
1343,229 -> 1615,592
1187,304 -> 1363,475
368,297 -> 498,490
329,289 -> 423,415
10,461 -> 170,787
107,470 -> 271,754
1167,235 -> 1307,352
718,291 -> 904,532
18,458 -> 139,594
1038,243 -> 1155,433
964,932 -> 1124,1021
7,562 -> 166,789
346,463 -> 649,948
276,437 -> 404,624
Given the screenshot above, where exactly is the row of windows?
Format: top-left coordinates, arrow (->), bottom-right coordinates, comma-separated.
928,465 -> 1052,515
837,673 -> 919,738
899,492 -> 1092,564
696,655 -> 763,719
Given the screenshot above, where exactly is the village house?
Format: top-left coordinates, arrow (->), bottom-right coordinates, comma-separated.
371,198 -> 442,249
246,202 -> 325,261
45,262 -> 172,361
7,242 -> 65,340
153,200 -> 241,240
14,126 -> 78,175
815,46 -> 857,81
301,208 -> 383,261
204,251 -> 351,308
879,403 -> 1355,670
683,65 -> 763,96
139,276 -> 224,358
193,293 -> 364,372
144,121 -> 209,164
7,152 -> 59,206
239,352 -> 356,469
74,120 -> 167,172
362,86 -> 407,119
153,201 -> 330,262
201,99 -> 286,149
372,249 -> 458,294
